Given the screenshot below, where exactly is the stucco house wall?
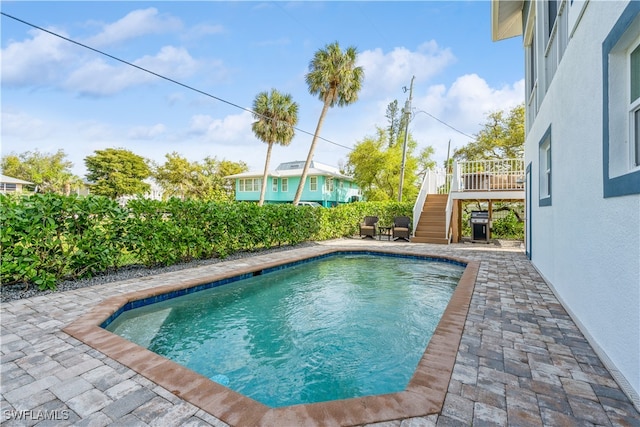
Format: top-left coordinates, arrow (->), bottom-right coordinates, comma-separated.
519,0 -> 639,406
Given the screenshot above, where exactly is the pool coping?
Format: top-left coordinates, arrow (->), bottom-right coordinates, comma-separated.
63,247 -> 479,426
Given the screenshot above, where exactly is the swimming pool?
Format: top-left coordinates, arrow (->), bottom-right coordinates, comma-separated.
64,247 -> 479,426
104,253 -> 464,407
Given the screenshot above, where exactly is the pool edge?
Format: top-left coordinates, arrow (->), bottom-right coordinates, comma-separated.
63,246 -> 479,427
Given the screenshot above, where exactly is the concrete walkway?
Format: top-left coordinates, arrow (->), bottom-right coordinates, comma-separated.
1,239 -> 639,426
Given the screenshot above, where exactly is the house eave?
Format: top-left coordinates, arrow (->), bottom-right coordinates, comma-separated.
225,169 -> 354,181
1,174 -> 34,185
491,0 -> 524,41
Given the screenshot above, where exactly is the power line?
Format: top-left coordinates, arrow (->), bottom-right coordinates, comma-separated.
413,109 -> 476,140
0,11 -> 354,151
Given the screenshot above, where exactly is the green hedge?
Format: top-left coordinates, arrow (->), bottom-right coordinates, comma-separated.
1,193 -> 129,290
0,194 -> 412,290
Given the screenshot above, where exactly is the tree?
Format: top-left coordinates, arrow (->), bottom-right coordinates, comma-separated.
453,104 -> 524,161
251,89 -> 299,206
384,100 -> 410,148
153,153 -> 247,201
84,148 -> 151,199
0,149 -> 81,194
346,127 -> 435,202
191,157 -> 248,201
385,100 -> 401,147
154,152 -> 196,200
292,42 -> 364,205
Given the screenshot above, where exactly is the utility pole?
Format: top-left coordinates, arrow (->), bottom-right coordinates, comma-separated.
398,75 -> 414,202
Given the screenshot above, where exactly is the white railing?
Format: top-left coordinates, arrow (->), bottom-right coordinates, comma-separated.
414,159 -> 525,241
453,159 -> 525,192
444,163 -> 460,241
412,168 -> 448,235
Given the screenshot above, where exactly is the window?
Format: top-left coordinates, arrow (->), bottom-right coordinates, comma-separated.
1,183 -> 16,192
547,0 -> 558,38
325,177 -> 334,192
631,43 -> 640,167
524,13 -> 538,129
309,176 -> 317,191
528,36 -> 536,95
539,127 -> 552,206
272,178 -> 278,192
543,0 -> 568,94
603,3 -> 640,197
239,178 -> 261,192
634,108 -> 640,167
281,178 -> 288,192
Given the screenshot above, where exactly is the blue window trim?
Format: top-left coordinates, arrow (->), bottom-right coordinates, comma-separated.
602,1 -> 640,198
526,162 -> 532,260
539,125 -> 552,207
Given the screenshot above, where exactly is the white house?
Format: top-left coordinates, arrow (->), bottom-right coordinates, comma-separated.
0,174 -> 33,193
492,0 -> 639,409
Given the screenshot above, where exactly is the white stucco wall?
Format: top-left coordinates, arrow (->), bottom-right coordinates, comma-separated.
525,1 -> 639,404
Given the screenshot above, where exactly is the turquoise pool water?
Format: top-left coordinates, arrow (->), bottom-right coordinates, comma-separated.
105,254 -> 464,407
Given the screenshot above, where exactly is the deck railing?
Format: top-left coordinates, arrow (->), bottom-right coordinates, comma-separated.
452,158 -> 525,192
413,158 -> 525,239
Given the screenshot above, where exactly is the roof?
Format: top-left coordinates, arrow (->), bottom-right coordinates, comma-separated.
225,161 -> 354,181
491,0 -> 524,41
1,174 -> 33,185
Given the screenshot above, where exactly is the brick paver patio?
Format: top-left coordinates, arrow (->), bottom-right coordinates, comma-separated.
1,239 -> 639,426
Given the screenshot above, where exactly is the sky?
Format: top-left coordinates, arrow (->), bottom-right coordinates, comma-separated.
1,1 -> 525,178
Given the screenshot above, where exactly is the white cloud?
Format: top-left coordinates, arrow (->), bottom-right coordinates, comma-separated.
415,74 -> 524,131
76,120 -> 116,142
63,58 -> 152,96
127,124 -> 167,139
407,75 -> 525,164
136,46 -> 200,79
1,29 -> 74,86
184,23 -> 225,40
1,108 -> 54,141
63,46 -> 200,96
188,111 -> 254,143
357,41 -> 456,97
83,8 -> 182,47
2,9 -> 210,96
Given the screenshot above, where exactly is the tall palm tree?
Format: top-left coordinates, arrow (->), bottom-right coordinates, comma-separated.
251,89 -> 299,206
292,42 -> 364,205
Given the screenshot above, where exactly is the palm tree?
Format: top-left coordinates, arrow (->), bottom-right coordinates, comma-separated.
292,42 -> 364,205
251,89 -> 299,206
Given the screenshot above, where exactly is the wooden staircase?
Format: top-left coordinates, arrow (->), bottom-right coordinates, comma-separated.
411,194 -> 449,244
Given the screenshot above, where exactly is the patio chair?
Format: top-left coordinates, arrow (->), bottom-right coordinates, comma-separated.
392,216 -> 411,241
359,216 -> 378,239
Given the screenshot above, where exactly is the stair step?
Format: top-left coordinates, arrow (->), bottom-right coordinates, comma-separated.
415,231 -> 446,238
411,236 -> 449,244
418,222 -> 446,228
413,194 -> 449,245
419,216 -> 445,221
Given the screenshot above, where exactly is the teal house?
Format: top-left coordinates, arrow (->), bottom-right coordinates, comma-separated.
226,161 -> 362,207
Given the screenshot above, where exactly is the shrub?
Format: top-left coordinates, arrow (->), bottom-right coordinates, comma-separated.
491,210 -> 524,240
1,195 -> 412,290
0,193 -> 128,289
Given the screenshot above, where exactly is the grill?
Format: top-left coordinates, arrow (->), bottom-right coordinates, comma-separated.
470,211 -> 490,242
